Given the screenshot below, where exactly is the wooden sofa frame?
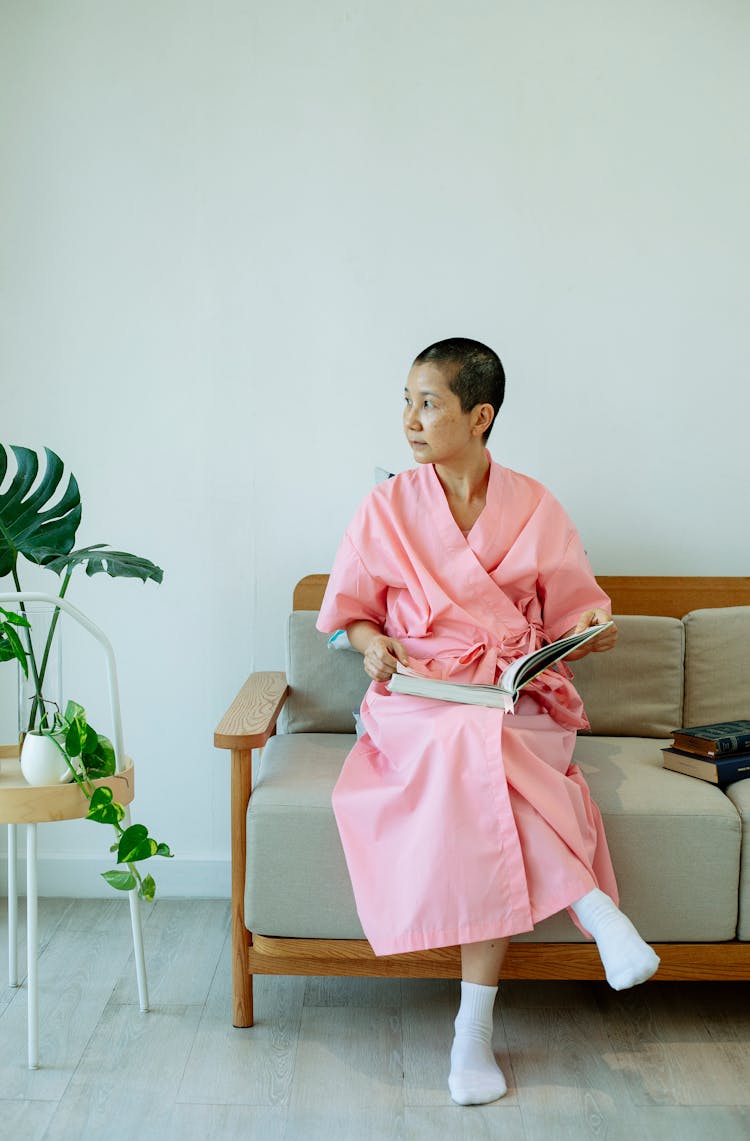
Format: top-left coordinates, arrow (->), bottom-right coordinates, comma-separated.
215,576 -> 750,1027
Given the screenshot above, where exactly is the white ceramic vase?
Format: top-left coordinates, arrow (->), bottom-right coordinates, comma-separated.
20,732 -> 74,786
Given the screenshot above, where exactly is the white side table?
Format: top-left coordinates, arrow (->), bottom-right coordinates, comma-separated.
1,749 -> 149,1069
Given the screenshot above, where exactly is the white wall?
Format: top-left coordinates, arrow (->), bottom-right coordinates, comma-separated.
1,0 -> 748,895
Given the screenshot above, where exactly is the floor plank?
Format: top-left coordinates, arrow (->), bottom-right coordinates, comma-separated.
502,1000 -> 635,1138
168,1103 -> 288,1141
0,921 -> 139,1100
0,896 -> 75,1004
284,1105 -> 406,1141
43,1003 -> 203,1140
404,1104 -> 527,1139
599,982 -> 750,1107
288,1005 -> 403,1114
624,1105 -> 750,1141
178,935 -> 305,1107
110,898 -> 229,1006
0,1097 -> 57,1139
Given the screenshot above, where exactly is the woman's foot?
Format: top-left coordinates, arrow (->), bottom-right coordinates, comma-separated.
448,981 -> 507,1105
572,888 -> 660,990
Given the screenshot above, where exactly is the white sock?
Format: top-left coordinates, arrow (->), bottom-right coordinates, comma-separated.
572,888 -> 660,990
448,981 -> 507,1106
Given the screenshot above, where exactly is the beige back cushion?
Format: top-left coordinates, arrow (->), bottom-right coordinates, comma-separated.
281,611 -> 369,733
572,615 -> 684,737
283,610 -> 686,738
682,607 -> 750,727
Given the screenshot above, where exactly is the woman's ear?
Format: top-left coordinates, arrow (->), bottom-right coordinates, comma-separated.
472,402 -> 494,437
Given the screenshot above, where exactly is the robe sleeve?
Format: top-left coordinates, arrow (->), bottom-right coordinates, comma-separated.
538,528 -> 612,644
316,531 -> 389,634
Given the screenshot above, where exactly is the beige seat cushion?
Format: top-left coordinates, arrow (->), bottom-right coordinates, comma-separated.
246,732 -> 741,943
725,777 -> 750,940
558,736 -> 741,942
246,734 -> 364,937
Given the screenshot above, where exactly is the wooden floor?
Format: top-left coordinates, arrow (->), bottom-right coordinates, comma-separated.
0,900 -> 748,1140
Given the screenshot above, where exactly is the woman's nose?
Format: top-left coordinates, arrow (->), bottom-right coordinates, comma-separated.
404,405 -> 420,429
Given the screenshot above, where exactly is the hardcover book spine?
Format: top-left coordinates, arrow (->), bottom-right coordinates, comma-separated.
714,733 -> 750,755
662,749 -> 750,784
715,758 -> 750,784
672,732 -> 750,757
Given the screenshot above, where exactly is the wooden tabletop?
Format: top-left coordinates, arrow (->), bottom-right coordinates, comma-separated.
0,746 -> 135,824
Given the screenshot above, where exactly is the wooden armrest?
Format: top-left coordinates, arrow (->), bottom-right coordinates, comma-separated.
214,671 -> 289,751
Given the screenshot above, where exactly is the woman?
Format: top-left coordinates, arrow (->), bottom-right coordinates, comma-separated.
317,338 -> 659,1105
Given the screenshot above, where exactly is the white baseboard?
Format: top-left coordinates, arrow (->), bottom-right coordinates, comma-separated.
0,853 -> 231,899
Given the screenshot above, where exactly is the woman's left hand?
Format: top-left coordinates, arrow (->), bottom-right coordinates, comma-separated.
563,608 -> 617,660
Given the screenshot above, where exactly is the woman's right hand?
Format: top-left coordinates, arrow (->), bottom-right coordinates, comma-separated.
362,634 -> 409,682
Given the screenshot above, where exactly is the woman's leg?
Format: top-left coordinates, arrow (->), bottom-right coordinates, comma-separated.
460,937 -> 510,985
449,938 -> 511,1106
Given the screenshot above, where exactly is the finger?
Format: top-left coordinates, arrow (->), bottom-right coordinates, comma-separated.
574,610 -> 596,633
392,640 -> 409,666
593,626 -> 618,651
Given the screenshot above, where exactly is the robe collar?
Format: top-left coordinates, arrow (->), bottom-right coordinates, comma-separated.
425,449 -> 500,556
422,453 -> 528,642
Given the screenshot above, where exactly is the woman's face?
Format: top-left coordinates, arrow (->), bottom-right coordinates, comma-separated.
403,363 -> 482,466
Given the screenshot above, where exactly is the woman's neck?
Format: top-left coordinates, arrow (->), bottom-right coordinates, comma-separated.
434,449 -> 490,505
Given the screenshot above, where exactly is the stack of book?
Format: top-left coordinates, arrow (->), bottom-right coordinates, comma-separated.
662,720 -> 750,786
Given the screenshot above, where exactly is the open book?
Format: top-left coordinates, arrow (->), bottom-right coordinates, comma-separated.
386,622 -> 613,712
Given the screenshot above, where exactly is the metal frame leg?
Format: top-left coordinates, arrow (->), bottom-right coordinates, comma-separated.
26,823 -> 38,1070
8,824 -> 18,988
122,808 -> 149,1013
128,889 -> 149,1012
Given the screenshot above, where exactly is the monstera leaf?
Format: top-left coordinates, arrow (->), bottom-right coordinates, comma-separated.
0,444 -> 81,577
45,544 -> 163,585
0,444 -> 163,586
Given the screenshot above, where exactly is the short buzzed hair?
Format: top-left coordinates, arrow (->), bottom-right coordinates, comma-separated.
413,337 -> 505,441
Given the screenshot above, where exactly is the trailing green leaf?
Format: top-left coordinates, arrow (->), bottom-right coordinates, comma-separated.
101,870 -> 137,892
86,786 -> 125,826
117,824 -> 158,864
64,700 -> 86,722
95,734 -> 116,772
83,744 -> 116,780
41,703 -> 174,896
65,718 -> 83,758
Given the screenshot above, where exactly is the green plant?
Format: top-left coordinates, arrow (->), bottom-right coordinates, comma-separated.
43,700 -> 172,901
0,443 -> 163,730
0,604 -> 31,676
0,443 -> 171,899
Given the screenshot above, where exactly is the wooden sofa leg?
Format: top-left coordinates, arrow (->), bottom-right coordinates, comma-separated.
231,747 -> 254,1027
232,921 -> 253,1028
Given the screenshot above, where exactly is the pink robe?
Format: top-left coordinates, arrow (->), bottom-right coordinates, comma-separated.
317,456 -> 618,956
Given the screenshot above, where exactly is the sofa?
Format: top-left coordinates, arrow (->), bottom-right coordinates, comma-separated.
215,575 -> 750,1027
